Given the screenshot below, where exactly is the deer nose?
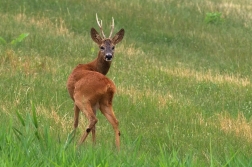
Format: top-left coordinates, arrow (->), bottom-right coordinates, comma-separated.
105,54 -> 113,61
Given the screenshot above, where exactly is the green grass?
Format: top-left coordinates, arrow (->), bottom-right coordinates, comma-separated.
1,0 -> 252,166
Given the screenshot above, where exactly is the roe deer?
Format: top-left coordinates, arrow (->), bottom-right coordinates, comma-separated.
66,14 -> 124,149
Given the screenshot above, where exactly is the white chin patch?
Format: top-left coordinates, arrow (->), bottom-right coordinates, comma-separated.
105,58 -> 112,61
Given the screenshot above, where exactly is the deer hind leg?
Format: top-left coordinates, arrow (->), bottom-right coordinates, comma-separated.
100,104 -> 120,150
74,100 -> 98,146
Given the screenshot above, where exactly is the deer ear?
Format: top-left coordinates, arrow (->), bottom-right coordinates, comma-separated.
91,28 -> 103,45
112,28 -> 124,44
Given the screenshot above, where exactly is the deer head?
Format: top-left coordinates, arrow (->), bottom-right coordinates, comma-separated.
90,14 -> 124,62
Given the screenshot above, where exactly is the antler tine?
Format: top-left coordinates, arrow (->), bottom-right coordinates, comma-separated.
108,17 -> 115,39
96,13 -> 106,39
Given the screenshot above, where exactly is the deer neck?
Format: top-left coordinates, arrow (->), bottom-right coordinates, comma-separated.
93,52 -> 111,75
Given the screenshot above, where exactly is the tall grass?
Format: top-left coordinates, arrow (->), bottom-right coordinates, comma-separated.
1,0 -> 252,166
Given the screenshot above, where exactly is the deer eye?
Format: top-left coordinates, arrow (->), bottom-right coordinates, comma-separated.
100,46 -> 105,50
112,46 -> 115,50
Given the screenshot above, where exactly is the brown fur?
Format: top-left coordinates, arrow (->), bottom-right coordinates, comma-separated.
67,28 -> 124,100
66,26 -> 124,149
72,71 -> 120,149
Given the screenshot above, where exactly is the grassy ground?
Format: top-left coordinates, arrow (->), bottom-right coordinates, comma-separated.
1,0 -> 252,166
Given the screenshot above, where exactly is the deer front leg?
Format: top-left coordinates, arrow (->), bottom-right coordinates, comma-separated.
72,104 -> 80,138
92,126 -> 96,144
91,108 -> 97,145
74,104 -> 80,129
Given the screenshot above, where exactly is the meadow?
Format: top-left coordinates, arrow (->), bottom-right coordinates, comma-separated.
0,0 -> 252,166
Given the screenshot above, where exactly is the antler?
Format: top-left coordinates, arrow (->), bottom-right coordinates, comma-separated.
108,17 -> 114,38
96,13 -> 106,39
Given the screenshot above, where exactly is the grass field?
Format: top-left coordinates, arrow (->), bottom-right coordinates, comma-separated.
1,0 -> 252,166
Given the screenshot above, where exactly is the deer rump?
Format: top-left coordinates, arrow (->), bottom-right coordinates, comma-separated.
70,70 -> 120,148
72,70 -> 115,107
